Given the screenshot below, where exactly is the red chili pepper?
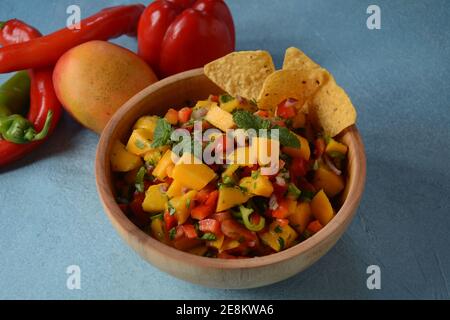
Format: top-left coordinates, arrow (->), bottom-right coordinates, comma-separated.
0,20 -> 62,167
138,0 -> 235,78
0,5 -> 145,73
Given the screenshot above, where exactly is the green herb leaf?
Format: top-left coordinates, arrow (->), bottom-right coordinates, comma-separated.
169,227 -> 177,240
151,118 -> 173,148
233,110 -> 270,131
134,166 -> 147,193
186,198 -> 191,209
274,225 -> 283,233
251,170 -> 260,180
219,94 -> 234,104
287,183 -> 301,200
300,190 -> 316,202
201,233 -> 217,241
150,213 -> 164,221
278,237 -> 285,250
135,139 -> 146,150
168,201 -> 176,216
273,126 -> 300,149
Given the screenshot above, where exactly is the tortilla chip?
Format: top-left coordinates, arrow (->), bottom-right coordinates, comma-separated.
283,47 -> 320,72
204,51 -> 275,101
309,80 -> 357,137
257,68 -> 330,110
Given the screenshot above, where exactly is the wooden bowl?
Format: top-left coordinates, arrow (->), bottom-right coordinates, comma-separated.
96,68 -> 366,289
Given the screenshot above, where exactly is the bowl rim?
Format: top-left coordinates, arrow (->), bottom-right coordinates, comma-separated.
96,68 -> 367,270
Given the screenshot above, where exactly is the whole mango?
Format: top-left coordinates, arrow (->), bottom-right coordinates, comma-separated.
53,40 -> 158,133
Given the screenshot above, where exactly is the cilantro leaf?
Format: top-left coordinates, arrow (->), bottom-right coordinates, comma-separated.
151,118 -> 173,148
219,94 -> 234,104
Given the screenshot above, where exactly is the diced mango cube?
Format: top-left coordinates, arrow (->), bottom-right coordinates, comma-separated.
166,180 -> 185,198
326,138 -> 348,156
239,173 -> 274,197
142,183 -> 168,213
152,150 -> 175,181
172,161 -> 216,191
195,100 -> 218,110
150,218 -> 166,243
260,221 -> 298,252
220,98 -> 240,113
167,190 -> 197,225
216,187 -> 250,212
311,190 -> 334,226
133,116 -> 159,138
110,140 -> 143,172
126,128 -> 154,156
288,202 -> 313,233
313,166 -> 344,197
205,105 -> 235,132
282,134 -> 310,160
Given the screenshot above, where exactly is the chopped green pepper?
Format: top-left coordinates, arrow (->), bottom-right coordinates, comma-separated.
239,205 -> 265,232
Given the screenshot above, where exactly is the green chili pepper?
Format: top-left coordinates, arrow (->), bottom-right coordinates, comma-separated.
239,205 -> 265,232
0,71 -> 31,117
0,110 -> 53,144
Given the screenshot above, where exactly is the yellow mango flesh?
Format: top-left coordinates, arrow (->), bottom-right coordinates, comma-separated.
166,180 -> 185,198
142,183 -> 168,213
227,147 -> 257,166
167,190 -> 197,225
133,116 -> 158,138
220,98 -> 240,113
150,218 -> 166,243
144,146 -> 169,166
204,105 -> 235,132
282,134 -> 310,160
207,234 -> 225,250
126,128 -> 153,156
217,187 -> 250,212
152,150 -> 175,181
172,162 -> 216,191
311,190 -> 334,226
110,140 -> 142,172
239,174 -> 274,197
326,138 -> 348,156
313,166 -> 344,197
260,221 -> 298,252
289,202 -> 313,233
222,164 -> 240,178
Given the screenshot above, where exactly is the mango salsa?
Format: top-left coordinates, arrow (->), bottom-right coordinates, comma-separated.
282,133 -> 310,160
204,105 -> 235,132
152,149 -> 175,181
110,140 -> 142,172
260,221 -> 298,252
126,128 -> 153,156
239,173 -> 273,197
216,187 -> 250,212
311,190 -> 334,226
313,166 -> 344,197
172,161 -> 216,191
142,183 -> 168,213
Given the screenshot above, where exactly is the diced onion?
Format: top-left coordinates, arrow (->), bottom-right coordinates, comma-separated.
324,154 -> 342,176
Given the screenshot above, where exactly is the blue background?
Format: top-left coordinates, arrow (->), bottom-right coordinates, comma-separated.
1,0 -> 449,299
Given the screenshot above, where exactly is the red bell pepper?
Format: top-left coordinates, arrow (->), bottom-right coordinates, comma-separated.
199,219 -> 221,235
138,0 -> 235,78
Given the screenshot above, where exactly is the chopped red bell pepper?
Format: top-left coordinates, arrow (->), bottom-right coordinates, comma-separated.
182,224 -> 198,239
178,107 -> 192,123
199,219 -> 221,235
271,199 -> 290,219
277,98 -> 297,119
164,210 -> 177,231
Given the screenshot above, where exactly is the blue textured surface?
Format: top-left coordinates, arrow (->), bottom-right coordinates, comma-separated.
1,0 -> 449,300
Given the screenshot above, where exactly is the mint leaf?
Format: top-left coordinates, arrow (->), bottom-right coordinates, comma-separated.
233,110 -> 270,131
152,118 -> 173,148
273,126 -> 300,149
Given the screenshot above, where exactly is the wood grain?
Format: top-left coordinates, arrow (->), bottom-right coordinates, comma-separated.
95,68 -> 367,289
